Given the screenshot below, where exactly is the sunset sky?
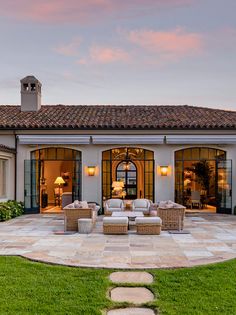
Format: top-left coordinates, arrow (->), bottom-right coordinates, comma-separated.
0,0 -> 236,109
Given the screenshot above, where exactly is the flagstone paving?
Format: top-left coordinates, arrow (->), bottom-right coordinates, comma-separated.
0,213 -> 236,268
110,287 -> 154,304
109,271 -> 153,284
108,271 -> 155,314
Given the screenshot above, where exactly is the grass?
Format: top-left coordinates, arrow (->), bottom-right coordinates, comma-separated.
0,257 -> 112,315
1,257 -> 236,314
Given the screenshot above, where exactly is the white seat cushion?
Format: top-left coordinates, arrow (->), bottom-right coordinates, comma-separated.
132,199 -> 150,212
103,217 -> 128,225
135,217 -> 162,225
107,199 -> 123,208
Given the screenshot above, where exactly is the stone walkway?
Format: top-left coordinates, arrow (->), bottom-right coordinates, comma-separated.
107,271 -> 155,314
0,213 -> 236,268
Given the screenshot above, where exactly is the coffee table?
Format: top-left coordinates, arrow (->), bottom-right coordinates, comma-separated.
112,211 -> 144,229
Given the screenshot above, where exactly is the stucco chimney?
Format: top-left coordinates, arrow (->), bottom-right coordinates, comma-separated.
20,75 -> 42,112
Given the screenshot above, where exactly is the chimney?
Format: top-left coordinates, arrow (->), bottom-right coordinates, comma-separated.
20,75 -> 42,112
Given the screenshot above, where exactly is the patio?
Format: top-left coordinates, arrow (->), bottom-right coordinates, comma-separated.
0,213 -> 236,269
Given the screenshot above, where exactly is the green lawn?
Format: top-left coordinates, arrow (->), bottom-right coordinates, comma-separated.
0,257 -> 236,315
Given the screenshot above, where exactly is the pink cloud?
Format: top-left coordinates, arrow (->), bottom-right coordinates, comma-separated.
0,0 -> 193,24
78,46 -> 129,64
54,37 -> 82,57
127,27 -> 203,60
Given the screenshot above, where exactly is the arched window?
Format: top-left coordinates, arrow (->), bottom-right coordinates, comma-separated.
102,147 -> 154,201
116,161 -> 137,199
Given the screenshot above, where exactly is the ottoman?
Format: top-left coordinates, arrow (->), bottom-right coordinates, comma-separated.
78,218 -> 93,234
135,217 -> 162,235
103,217 -> 128,234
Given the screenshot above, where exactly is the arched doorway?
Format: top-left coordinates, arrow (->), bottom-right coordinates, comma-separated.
102,147 -> 154,201
24,147 -> 81,213
175,147 -> 232,213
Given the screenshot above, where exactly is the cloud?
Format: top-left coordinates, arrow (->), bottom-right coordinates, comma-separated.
77,45 -> 129,64
127,27 -> 203,61
0,0 -> 193,24
54,37 -> 82,57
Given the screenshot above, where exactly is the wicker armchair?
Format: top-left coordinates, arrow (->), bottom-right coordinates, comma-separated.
132,199 -> 150,215
104,199 -> 124,216
64,206 -> 96,231
157,202 -> 185,231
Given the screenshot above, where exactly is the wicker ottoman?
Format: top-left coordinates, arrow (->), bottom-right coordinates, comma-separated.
135,217 -> 162,235
78,218 -> 93,234
103,217 -> 128,234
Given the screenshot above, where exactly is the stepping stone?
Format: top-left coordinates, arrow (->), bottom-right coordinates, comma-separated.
110,271 -> 153,284
107,308 -> 155,315
110,287 -> 154,304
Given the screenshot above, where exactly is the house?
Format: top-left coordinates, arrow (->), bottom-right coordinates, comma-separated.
0,75 -> 235,214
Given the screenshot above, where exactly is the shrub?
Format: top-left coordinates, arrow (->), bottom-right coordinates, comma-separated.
0,200 -> 24,222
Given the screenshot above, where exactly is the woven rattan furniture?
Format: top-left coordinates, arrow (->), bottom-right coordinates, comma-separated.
135,217 -> 162,235
103,217 -> 128,234
64,207 -> 96,232
132,199 -> 151,215
78,218 -> 93,234
157,206 -> 185,231
104,199 -> 124,216
112,211 -> 144,230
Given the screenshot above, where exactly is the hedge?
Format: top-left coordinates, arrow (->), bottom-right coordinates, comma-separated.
0,200 -> 24,221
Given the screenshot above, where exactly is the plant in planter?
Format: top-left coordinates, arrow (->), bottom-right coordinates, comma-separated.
189,160 -> 214,194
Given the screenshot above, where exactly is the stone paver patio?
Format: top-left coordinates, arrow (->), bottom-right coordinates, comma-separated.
0,213 -> 236,268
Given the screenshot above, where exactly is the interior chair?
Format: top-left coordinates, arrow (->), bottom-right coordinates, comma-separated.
132,199 -> 151,215
104,199 -> 124,215
61,192 -> 72,209
190,191 -> 201,209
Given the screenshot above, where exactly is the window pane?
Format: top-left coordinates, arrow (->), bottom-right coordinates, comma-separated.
175,150 -> 182,160
0,159 -> 6,198
200,148 -> 209,159
145,150 -> 154,160
192,148 -> 200,160
183,149 -> 192,160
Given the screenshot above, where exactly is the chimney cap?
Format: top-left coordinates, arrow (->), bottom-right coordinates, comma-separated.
20,75 -> 42,86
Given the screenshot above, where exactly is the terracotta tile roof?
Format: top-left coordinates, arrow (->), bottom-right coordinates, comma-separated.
0,105 -> 236,130
0,144 -> 15,153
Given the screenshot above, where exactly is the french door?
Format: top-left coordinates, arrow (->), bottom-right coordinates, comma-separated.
24,159 -> 81,213
216,160 -> 232,214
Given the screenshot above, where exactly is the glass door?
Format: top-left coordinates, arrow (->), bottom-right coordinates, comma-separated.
24,160 -> 40,213
216,159 -> 232,214
72,160 -> 81,201
116,161 -> 137,199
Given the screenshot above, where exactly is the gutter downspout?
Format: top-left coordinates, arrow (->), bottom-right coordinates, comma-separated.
14,132 -> 17,201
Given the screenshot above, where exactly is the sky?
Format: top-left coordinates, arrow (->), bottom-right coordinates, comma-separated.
0,0 -> 236,109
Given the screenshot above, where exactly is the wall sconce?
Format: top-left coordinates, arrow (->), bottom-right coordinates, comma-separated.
160,166 -> 168,176
87,166 -> 96,176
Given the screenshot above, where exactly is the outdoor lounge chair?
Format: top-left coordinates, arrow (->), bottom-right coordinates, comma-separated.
104,199 -> 124,215
132,199 -> 150,215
